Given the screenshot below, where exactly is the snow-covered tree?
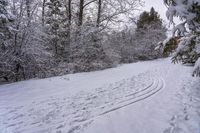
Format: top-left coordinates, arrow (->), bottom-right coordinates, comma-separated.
0,0 -> 14,44
115,8 -> 167,63
0,0 -> 15,81
46,0 -> 63,55
0,0 -> 145,82
137,7 -> 162,29
0,0 -> 53,82
163,0 -> 200,76
70,23 -> 112,72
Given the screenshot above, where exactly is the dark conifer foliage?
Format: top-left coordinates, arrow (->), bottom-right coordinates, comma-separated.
163,0 -> 200,76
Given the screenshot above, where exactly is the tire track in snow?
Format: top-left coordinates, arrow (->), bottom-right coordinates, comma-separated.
0,73 -> 165,133
90,78 -> 154,110
66,77 -> 165,133
99,78 -> 165,116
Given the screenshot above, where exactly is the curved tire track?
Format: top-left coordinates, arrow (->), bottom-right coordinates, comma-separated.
0,75 -> 165,133
99,78 -> 165,116
67,77 -> 165,133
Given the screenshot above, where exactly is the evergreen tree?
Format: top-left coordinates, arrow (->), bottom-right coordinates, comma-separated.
163,0 -> 200,76
136,7 -> 162,29
46,0 -> 64,55
0,0 -> 15,81
132,8 -> 166,60
149,7 -> 160,22
0,0 -> 14,45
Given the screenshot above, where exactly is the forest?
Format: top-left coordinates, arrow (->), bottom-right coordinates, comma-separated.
0,0 -> 200,82
0,0 -> 167,82
0,0 -> 200,133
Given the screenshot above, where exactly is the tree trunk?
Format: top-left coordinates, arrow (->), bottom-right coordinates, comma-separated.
78,0 -> 84,26
26,0 -> 31,18
42,0 -> 46,26
68,0 -> 72,26
96,0 -> 102,27
14,0 -> 23,52
63,0 -> 72,54
67,0 -> 72,52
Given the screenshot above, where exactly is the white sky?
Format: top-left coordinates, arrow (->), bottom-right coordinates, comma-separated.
141,0 -> 181,35
142,0 -> 168,22
113,0 -> 180,32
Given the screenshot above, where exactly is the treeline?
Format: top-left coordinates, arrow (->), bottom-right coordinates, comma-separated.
0,0 -> 166,82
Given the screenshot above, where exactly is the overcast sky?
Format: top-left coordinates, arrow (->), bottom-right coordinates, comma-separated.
141,0 -> 177,36
117,0 -> 180,32
141,0 -> 180,34
143,0 -> 168,21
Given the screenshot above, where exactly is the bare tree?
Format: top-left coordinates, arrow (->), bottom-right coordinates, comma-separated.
78,0 -> 84,26
1,0 -> 146,83
42,0 -> 46,26
96,0 -> 101,27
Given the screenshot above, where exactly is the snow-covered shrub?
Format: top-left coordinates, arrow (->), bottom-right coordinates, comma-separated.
70,25 -> 112,72
105,21 -> 167,64
164,0 -> 200,76
134,22 -> 167,60
106,8 -> 167,63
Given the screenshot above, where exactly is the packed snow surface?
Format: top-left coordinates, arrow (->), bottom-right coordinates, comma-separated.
0,58 -> 200,133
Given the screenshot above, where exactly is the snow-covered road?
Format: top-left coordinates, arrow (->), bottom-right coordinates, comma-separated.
0,58 -> 199,133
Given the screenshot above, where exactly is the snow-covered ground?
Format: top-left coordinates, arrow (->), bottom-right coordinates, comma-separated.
0,58 -> 199,133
